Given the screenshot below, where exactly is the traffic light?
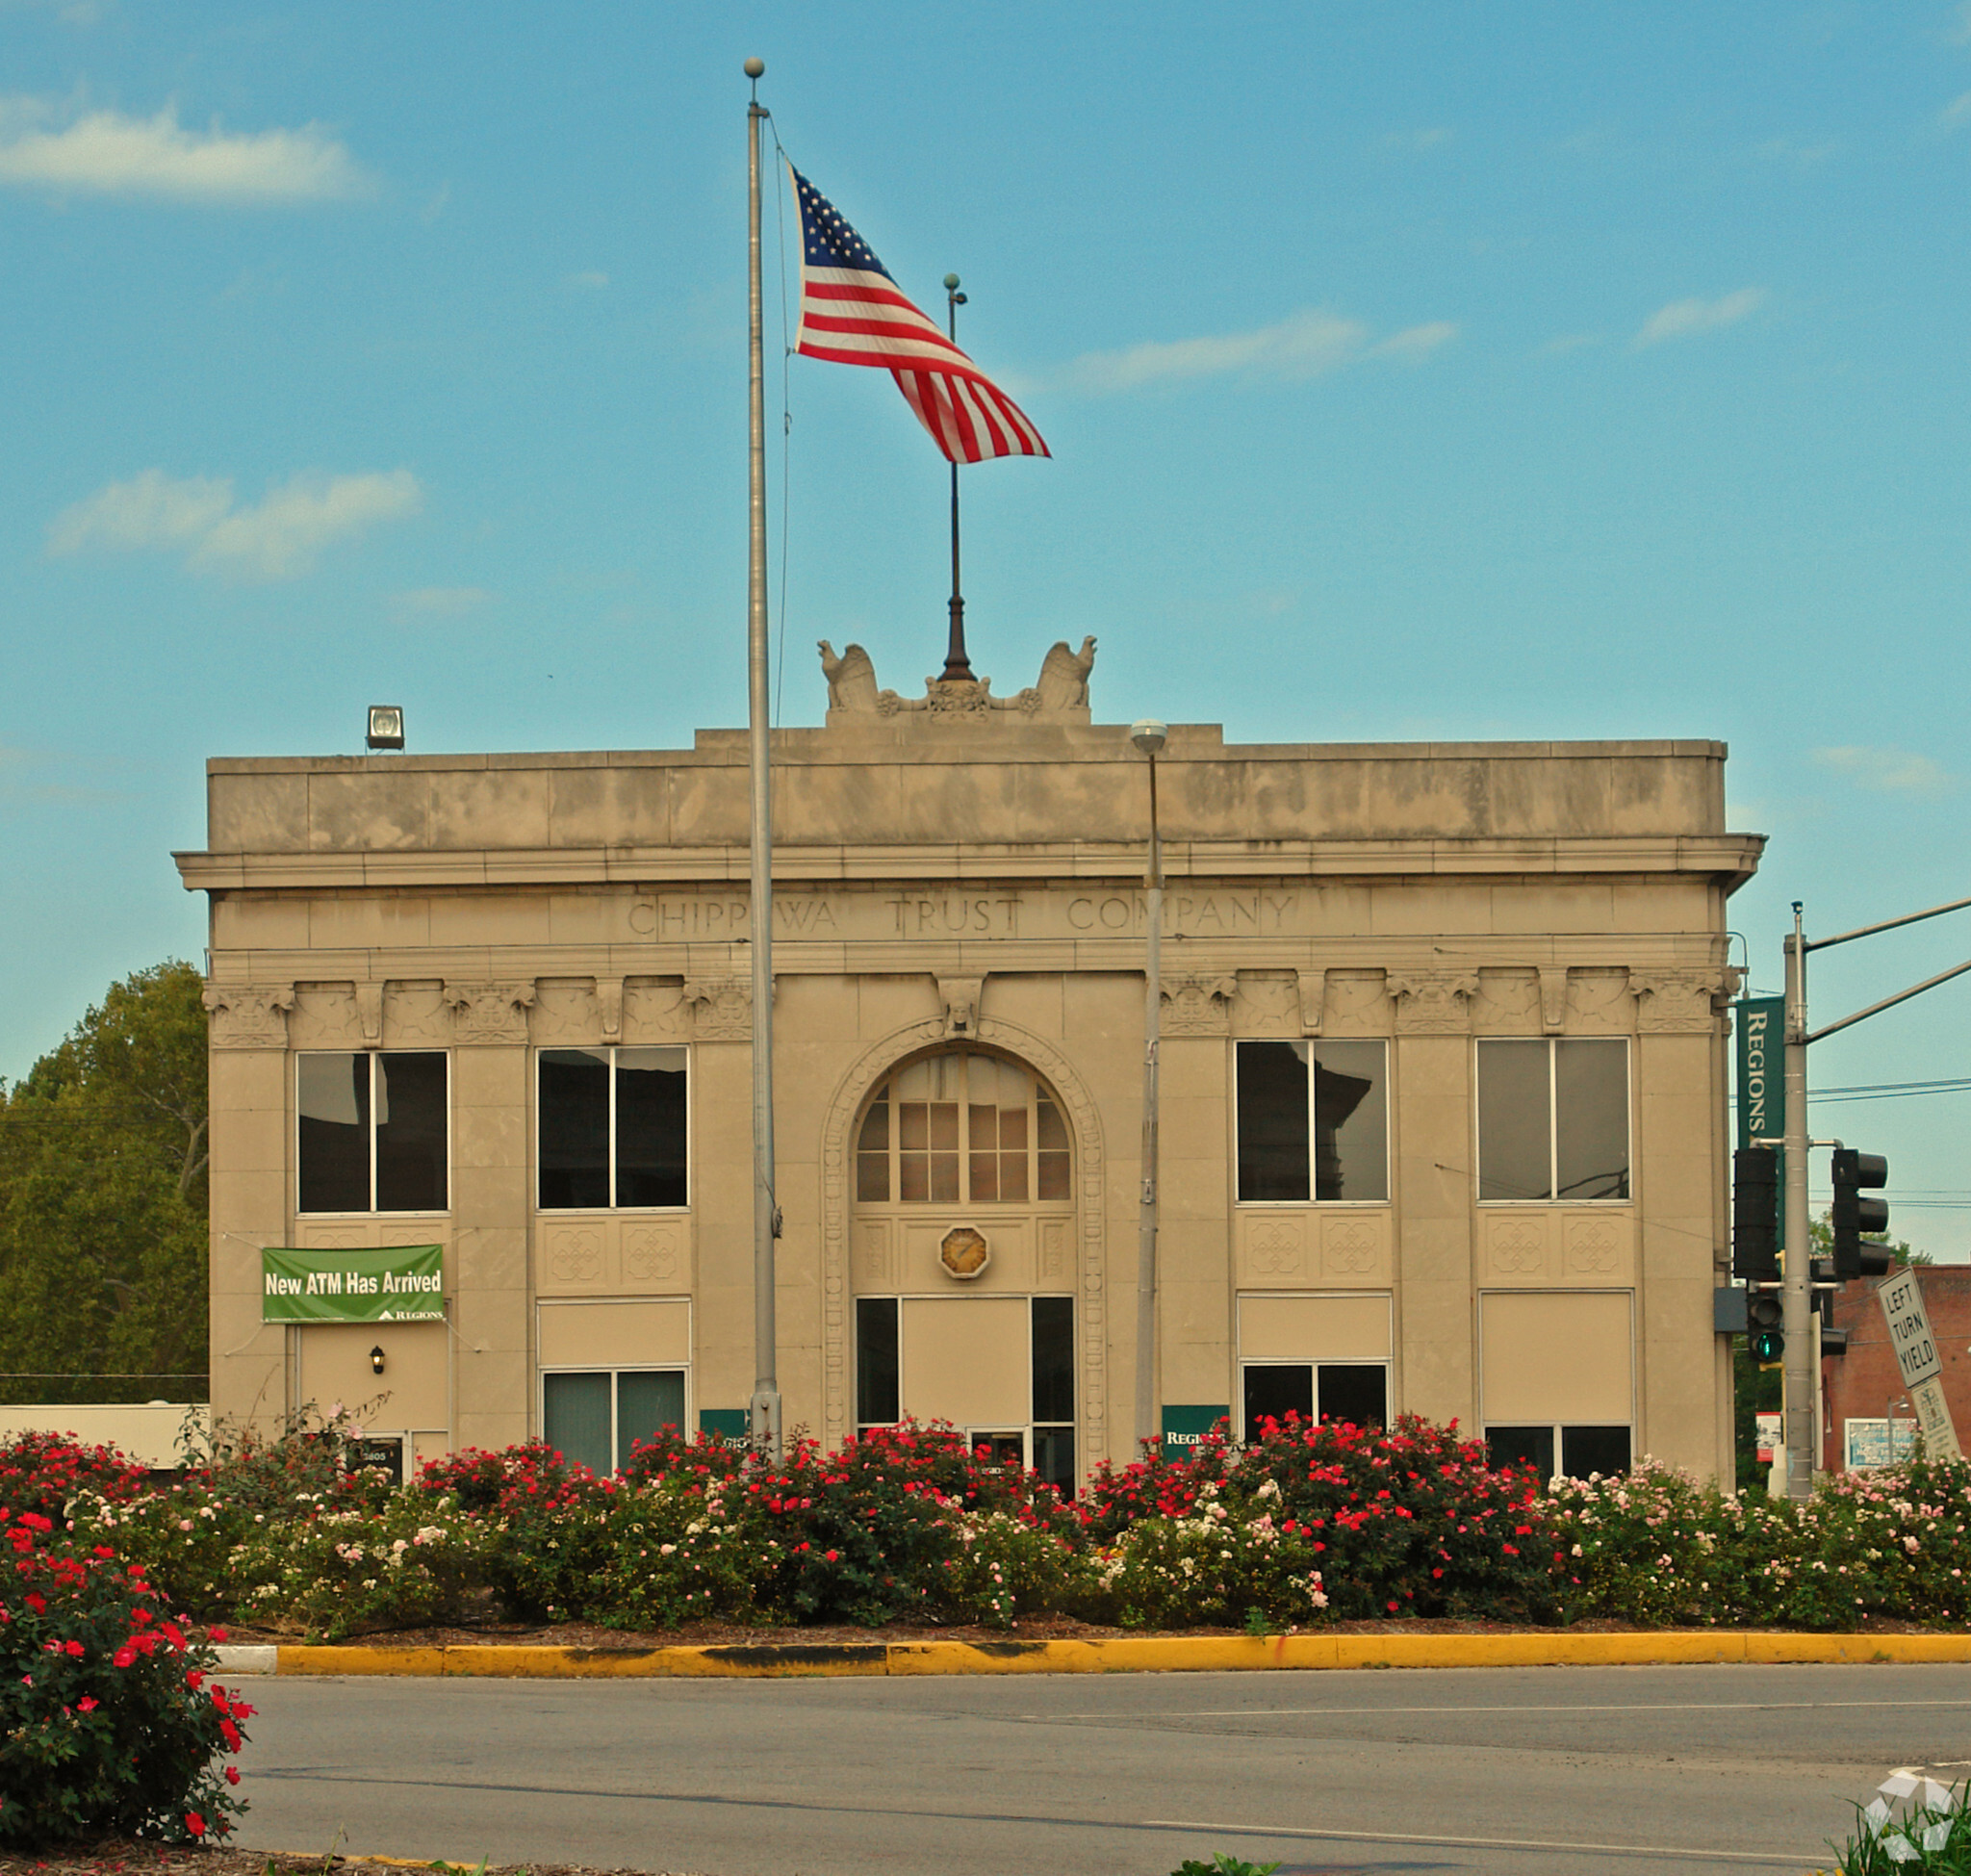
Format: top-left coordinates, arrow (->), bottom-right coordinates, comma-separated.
1817,1289 -> 1849,1356
1732,1146 -> 1779,1282
1747,1291 -> 1785,1364
1830,1148 -> 1891,1281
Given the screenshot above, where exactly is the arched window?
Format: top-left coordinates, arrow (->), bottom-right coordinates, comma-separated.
856,1051 -> 1071,1204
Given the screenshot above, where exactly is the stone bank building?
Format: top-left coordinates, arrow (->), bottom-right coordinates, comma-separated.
180,645 -> 1763,1486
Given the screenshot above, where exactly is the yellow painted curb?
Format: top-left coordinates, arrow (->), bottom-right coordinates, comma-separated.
268,1631 -> 1971,1679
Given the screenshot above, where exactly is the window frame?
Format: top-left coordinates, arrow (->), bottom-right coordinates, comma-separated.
536,1362 -> 692,1476
534,1043 -> 691,1214
294,1049 -> 451,1218
1238,1358 -> 1392,1444
1482,1422 -> 1633,1484
1232,1037 -> 1392,1207
855,1051 -> 1073,1209
853,1292 -> 1077,1492
1473,1036 -> 1632,1206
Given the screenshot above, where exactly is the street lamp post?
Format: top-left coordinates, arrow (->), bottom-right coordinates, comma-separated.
1131,719 -> 1167,1458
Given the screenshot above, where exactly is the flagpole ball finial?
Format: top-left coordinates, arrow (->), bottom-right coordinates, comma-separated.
943,272 -> 960,290
744,56 -> 765,78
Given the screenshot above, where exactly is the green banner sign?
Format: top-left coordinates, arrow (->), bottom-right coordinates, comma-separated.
699,1408 -> 750,1451
1735,996 -> 1786,1249
262,1245 -> 445,1323
1162,1403 -> 1231,1460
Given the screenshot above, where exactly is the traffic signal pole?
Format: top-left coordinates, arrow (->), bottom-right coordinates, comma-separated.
1772,888 -> 1971,1502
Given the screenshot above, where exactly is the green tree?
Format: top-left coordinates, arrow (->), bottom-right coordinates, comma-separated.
0,963 -> 209,1404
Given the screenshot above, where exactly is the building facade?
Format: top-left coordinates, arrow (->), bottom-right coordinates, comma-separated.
179,647 -> 1762,1484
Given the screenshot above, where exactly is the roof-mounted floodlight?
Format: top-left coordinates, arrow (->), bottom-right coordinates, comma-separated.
1130,718 -> 1167,757
367,706 -> 405,752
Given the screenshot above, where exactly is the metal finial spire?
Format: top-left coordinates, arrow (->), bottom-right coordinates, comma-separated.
939,272 -> 973,681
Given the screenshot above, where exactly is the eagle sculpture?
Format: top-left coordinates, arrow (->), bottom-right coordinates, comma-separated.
818,640 -> 881,713
1036,635 -> 1097,711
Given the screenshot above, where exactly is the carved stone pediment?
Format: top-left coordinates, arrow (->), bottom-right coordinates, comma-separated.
819,635 -> 1096,722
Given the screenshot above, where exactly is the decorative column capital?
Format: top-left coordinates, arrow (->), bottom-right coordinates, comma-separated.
202,983 -> 294,1050
683,976 -> 753,1041
442,980 -> 536,1044
1388,970 -> 1481,1035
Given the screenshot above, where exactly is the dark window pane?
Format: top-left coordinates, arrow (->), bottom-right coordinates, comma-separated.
930,1149 -> 960,1202
1560,1424 -> 1631,1479
1555,1041 -> 1629,1201
616,1046 -> 688,1207
1242,1363 -> 1314,1444
1238,1041 -> 1311,1202
1037,1097 -> 1069,1153
543,1372 -> 611,1476
616,1370 -> 687,1470
539,1049 -> 610,1210
298,1052 -> 370,1213
375,1052 -> 448,1212
1486,1424 -> 1555,1477
1033,1425 -> 1076,1498
1478,1040 -> 1551,1202
858,1102 -> 889,1202
1312,1041 -> 1388,1202
1032,1296 -> 1074,1424
858,1102 -> 888,1153
1317,1362 -> 1387,1429
856,1297 -> 899,1426
1037,1152 -> 1071,1200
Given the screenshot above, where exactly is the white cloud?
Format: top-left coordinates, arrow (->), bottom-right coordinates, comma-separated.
49,468 -> 422,578
1382,125 -> 1452,152
1948,2 -> 1971,45
1634,287 -> 1767,347
0,100 -> 372,203
565,269 -> 609,290
389,585 -> 492,617
1063,307 -> 1456,394
1814,746 -> 1955,796
1939,90 -> 1971,132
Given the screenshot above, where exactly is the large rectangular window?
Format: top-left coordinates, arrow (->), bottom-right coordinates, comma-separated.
538,1046 -> 687,1210
297,1052 -> 448,1214
1240,1362 -> 1388,1444
1236,1040 -> 1389,1203
542,1368 -> 686,1475
1476,1038 -> 1629,1203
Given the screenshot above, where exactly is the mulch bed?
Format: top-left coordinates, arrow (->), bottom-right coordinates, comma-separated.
0,1852 -> 703,1876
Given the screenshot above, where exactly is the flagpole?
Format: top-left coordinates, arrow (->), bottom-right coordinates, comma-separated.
939,272 -> 973,681
743,56 -> 781,1461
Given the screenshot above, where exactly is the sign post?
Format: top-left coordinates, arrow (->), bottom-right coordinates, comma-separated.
1877,1268 -> 1963,1462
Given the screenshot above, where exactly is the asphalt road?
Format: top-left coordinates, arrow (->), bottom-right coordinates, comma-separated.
226,1662 -> 1971,1876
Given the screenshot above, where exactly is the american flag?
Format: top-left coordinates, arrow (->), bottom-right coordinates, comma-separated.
789,164 -> 1049,465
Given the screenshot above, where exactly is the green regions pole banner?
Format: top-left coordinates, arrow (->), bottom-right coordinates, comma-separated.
262,1245 -> 445,1323
1736,995 -> 1786,1249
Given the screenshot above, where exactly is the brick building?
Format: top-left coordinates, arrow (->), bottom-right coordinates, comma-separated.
1823,1266 -> 1971,1469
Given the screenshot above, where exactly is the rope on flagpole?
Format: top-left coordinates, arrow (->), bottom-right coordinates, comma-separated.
770,126 -> 796,727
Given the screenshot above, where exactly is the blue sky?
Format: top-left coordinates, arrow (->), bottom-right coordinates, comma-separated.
4,2 -> 1971,1248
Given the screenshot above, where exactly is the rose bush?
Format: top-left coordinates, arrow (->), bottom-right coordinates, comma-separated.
0,1508 -> 249,1846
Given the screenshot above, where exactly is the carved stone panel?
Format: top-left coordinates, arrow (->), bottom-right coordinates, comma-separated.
1389,971 -> 1480,1035
854,1221 -> 895,1290
385,983 -> 448,1045
531,980 -> 601,1046
1296,968 -> 1328,1037
1565,970 -> 1633,1034
203,984 -> 294,1050
623,1220 -> 686,1287
445,981 -> 536,1045
1321,1217 -> 1381,1276
1472,971 -> 1540,1035
1162,973 -> 1237,1036
289,985 -> 362,1048
684,977 -> 753,1041
1037,1219 -> 1070,1285
1230,973 -> 1299,1037
1565,1215 -> 1623,1274
1324,972 -> 1392,1034
937,974 -> 986,1039
543,1223 -> 605,1287
1538,967 -> 1570,1034
1485,1214 -> 1550,1277
1246,1215 -> 1306,1277
596,977 -> 625,1041
625,980 -> 690,1041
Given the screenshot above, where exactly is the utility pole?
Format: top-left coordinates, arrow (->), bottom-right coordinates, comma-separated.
1131,719 -> 1167,1456
1773,889 -> 1971,1499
